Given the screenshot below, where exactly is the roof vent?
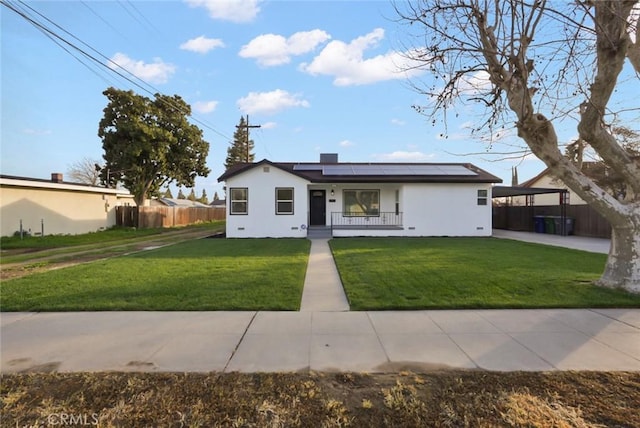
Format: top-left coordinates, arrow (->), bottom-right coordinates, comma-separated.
320,153 -> 338,164
51,173 -> 63,183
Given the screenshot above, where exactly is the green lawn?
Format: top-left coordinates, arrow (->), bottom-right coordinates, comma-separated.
0,221 -> 224,250
330,237 -> 640,310
0,238 -> 310,311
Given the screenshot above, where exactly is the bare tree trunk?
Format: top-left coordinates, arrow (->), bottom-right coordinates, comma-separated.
396,0 -> 640,292
602,216 -> 640,292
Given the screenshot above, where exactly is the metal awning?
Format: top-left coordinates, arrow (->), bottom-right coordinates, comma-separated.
491,185 -> 568,198
491,186 -> 571,236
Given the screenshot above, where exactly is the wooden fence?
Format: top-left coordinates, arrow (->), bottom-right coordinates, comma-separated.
492,204 -> 611,238
115,206 -> 226,228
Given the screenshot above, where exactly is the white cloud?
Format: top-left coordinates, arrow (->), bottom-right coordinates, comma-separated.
339,140 -> 355,147
23,128 -> 52,136
192,100 -> 218,113
236,89 -> 310,115
372,151 -> 436,162
457,70 -> 493,95
184,0 -> 260,23
390,118 -> 405,126
180,36 -> 225,54
261,121 -> 277,129
109,52 -> 176,84
299,28 -> 424,86
239,30 -> 331,67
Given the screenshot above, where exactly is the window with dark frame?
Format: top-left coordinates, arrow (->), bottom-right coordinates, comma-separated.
276,188 -> 294,215
343,189 -> 380,216
230,188 -> 248,214
477,189 -> 488,205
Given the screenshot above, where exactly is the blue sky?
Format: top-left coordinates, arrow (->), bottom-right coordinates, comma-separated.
3,0 -> 633,197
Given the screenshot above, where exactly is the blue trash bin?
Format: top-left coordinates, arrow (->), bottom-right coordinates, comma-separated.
534,216 -> 545,233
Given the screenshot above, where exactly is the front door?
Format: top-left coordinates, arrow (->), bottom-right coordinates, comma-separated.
309,190 -> 326,225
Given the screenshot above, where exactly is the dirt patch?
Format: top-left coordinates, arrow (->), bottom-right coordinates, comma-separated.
1,371 -> 638,427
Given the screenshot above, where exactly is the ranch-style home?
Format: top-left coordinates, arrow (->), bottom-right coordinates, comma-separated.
218,154 -> 502,238
0,173 -> 134,237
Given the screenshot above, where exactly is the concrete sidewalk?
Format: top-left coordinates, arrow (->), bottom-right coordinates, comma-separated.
492,229 -> 610,254
2,309 -> 639,373
299,238 -> 349,312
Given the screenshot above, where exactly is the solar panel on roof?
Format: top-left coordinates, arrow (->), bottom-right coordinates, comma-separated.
293,164 -> 323,171
321,164 -> 478,176
353,165 -> 383,174
437,166 -> 477,175
323,165 -> 355,175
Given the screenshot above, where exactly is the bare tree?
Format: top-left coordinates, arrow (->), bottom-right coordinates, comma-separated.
396,0 -> 640,292
67,157 -> 102,186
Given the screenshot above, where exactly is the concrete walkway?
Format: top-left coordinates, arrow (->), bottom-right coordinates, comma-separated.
2,309 -> 638,372
492,229 -> 610,254
299,238 -> 349,312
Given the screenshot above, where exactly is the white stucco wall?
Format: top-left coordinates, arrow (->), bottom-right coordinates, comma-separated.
222,166 -> 495,238
0,179 -> 134,236
400,183 -> 493,236
329,183 -> 493,237
225,166 -> 310,238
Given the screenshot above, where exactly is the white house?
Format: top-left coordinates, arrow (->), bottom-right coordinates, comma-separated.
217,154 -> 502,238
0,173 -> 134,237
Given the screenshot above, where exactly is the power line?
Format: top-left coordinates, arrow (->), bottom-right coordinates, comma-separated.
80,1 -> 129,42
1,0 -> 232,142
236,115 -> 261,163
121,0 -> 163,38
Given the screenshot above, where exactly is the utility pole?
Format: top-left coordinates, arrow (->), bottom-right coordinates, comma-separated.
236,114 -> 261,163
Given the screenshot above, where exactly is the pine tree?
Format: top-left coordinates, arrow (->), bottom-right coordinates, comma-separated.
163,188 -> 174,199
187,189 -> 197,201
213,191 -> 220,201
225,116 -> 255,168
177,189 -> 186,199
199,189 -> 209,204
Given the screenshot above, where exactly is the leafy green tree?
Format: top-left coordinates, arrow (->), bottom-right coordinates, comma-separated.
224,116 -> 255,168
98,87 -> 210,205
198,189 -> 209,204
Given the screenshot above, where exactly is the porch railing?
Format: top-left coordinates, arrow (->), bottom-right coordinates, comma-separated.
331,212 -> 403,230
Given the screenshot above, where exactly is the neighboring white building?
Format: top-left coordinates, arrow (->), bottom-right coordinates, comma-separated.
217,155 -> 502,238
0,173 -> 135,237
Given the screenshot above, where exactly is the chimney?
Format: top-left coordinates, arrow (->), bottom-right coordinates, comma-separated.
320,153 -> 338,164
51,173 -> 63,183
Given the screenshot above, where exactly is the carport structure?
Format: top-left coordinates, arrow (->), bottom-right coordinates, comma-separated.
492,185 -> 571,236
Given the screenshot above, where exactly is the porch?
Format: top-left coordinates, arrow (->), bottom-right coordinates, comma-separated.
330,212 -> 404,231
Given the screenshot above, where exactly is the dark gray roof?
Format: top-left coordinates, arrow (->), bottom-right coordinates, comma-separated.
218,159 -> 502,184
